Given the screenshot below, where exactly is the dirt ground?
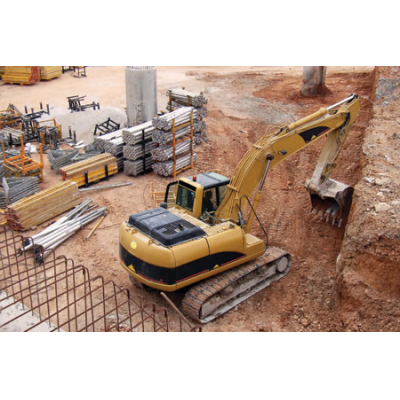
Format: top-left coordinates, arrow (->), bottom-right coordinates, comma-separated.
1,66 -> 398,332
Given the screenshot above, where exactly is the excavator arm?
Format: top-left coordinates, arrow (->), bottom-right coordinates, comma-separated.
214,94 -> 361,228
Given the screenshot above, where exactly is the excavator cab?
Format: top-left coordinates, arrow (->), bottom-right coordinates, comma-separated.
163,171 -> 230,220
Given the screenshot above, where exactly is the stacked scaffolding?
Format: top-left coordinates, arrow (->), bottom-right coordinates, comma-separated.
0,177 -> 40,208
151,107 -> 195,178
122,121 -> 157,176
166,88 -> 208,144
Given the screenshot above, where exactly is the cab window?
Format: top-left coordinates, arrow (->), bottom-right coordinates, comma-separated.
177,186 -> 195,212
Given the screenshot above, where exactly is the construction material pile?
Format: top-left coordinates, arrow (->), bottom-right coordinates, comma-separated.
59,153 -> 118,187
152,153 -> 197,177
93,129 -> 124,169
1,67 -> 40,85
151,107 -> 196,177
0,177 -> 40,208
0,127 -> 24,145
166,88 -> 208,144
5,181 -> 81,231
151,140 -> 193,162
48,149 -> 80,172
122,121 -> 157,176
20,199 -> 107,263
39,66 -> 62,81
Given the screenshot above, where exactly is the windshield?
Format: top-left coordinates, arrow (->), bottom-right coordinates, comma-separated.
176,186 -> 195,212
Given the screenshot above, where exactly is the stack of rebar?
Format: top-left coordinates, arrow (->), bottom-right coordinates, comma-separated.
152,153 -> 196,177
20,199 -> 107,263
0,176 -> 40,208
48,149 -> 80,172
124,157 -> 154,176
6,181 -> 81,231
151,140 -> 193,162
59,153 -> 118,187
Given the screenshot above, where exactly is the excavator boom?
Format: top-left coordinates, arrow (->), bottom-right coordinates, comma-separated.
215,94 -> 360,227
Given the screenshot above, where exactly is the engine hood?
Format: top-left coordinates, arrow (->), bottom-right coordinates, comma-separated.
128,207 -> 206,246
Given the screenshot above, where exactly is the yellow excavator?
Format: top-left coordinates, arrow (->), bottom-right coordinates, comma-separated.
119,94 -> 360,323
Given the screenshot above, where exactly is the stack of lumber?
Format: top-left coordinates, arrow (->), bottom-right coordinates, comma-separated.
59,153 -> 118,187
0,176 -> 40,208
0,66 -> 5,78
5,181 -> 81,231
39,66 -> 62,81
2,67 -> 40,85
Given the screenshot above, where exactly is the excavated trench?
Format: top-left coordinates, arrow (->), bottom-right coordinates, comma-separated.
197,68 -> 377,331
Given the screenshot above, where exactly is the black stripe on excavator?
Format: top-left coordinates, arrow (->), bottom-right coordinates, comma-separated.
120,244 -> 244,286
299,126 -> 329,144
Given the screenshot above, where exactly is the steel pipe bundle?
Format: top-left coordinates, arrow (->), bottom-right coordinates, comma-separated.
152,107 -> 200,131
21,199 -> 108,263
48,149 -> 80,172
151,124 -> 192,145
123,141 -> 157,161
166,88 -> 208,107
151,140 -> 193,162
194,131 -> 207,144
93,129 -> 124,152
0,176 -> 40,208
123,157 -> 154,176
6,181 -> 81,231
152,153 -> 196,177
122,121 -> 155,145
167,102 -> 207,118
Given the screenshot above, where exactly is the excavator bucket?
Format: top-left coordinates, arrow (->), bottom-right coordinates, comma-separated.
306,178 -> 354,228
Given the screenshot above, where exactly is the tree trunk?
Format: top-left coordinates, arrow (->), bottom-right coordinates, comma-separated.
301,66 -> 327,96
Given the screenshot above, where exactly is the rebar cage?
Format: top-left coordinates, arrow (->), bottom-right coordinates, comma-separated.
0,226 -> 201,332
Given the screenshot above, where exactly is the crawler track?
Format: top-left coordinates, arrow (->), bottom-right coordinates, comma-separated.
181,247 -> 292,323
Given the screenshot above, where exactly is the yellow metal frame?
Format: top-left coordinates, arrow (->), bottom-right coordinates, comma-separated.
2,137 -> 44,181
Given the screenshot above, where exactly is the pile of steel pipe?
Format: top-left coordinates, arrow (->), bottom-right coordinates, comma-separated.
93,129 -> 123,152
152,153 -> 196,177
122,121 -> 155,145
0,176 -> 40,208
20,199 -> 108,263
166,88 -> 208,107
151,140 -> 193,162
123,157 -> 154,176
194,131 -> 207,144
167,102 -> 207,118
152,107 -> 200,131
48,149 -> 80,172
123,141 -> 157,161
